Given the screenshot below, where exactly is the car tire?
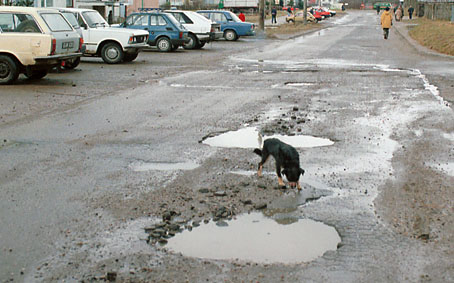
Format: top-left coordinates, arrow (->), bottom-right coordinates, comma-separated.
183,34 -> 198,50
224,30 -> 238,41
156,37 -> 172,52
63,57 -> 81,69
16,20 -> 40,33
25,70 -> 48,80
123,52 -> 139,62
0,55 -> 19,85
289,19 -> 295,23
101,42 -> 124,64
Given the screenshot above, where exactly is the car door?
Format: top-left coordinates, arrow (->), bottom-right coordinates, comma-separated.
0,12 -> 47,62
210,12 -> 228,32
149,14 -> 170,44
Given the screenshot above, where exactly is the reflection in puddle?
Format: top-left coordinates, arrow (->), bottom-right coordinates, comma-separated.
167,212 -> 340,264
202,127 -> 333,149
130,161 -> 199,172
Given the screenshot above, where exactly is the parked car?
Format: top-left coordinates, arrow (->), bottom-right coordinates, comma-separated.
0,6 -> 82,84
286,11 -> 318,23
310,7 -> 331,18
197,10 -> 255,41
58,8 -> 149,64
165,9 -> 222,50
119,10 -> 189,52
53,8 -> 85,69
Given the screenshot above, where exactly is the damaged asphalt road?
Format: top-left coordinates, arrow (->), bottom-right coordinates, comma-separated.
1,10 -> 454,282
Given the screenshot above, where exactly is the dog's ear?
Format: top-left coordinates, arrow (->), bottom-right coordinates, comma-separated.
282,169 -> 287,176
300,168 -> 305,176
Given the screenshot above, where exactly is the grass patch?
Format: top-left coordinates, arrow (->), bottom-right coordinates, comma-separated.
408,18 -> 454,56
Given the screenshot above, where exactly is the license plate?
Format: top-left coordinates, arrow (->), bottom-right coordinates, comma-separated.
62,41 -> 74,49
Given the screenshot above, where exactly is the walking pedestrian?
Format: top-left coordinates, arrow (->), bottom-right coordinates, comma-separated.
408,6 -> 414,20
238,11 -> 246,22
376,4 -> 380,15
381,7 -> 392,40
287,7 -> 292,16
395,6 -> 402,21
341,3 -> 345,11
108,10 -> 113,25
271,7 -> 277,24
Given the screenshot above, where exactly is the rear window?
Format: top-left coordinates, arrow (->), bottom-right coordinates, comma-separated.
41,13 -> 73,31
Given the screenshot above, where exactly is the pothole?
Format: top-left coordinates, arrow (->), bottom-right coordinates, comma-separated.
129,161 -> 199,172
166,212 -> 340,264
201,127 -> 334,149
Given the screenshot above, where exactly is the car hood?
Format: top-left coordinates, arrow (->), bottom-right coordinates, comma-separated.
97,26 -> 149,36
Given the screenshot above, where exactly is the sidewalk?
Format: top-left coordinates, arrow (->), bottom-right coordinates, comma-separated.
393,18 -> 454,59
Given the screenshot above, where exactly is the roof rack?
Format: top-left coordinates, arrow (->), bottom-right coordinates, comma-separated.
138,8 -> 162,12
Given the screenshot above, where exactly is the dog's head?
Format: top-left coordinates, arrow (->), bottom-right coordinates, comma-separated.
282,167 -> 305,188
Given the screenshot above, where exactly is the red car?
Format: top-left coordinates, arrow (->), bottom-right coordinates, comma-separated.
310,7 -> 331,18
308,8 -> 324,20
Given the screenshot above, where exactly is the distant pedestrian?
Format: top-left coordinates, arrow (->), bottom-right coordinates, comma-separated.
376,4 -> 380,15
395,7 -> 402,21
108,10 -> 113,25
381,7 -> 393,40
287,7 -> 292,16
341,3 -> 345,11
408,6 -> 414,19
238,11 -> 246,22
271,7 -> 277,24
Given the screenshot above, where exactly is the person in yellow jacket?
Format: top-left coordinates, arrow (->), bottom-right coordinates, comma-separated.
381,7 -> 393,39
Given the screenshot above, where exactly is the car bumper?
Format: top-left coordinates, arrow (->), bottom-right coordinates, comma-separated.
34,53 -> 82,65
170,38 -> 189,46
244,30 -> 256,36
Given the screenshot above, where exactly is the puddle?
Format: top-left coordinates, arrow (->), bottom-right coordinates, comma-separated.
166,212 -> 340,264
202,127 -> 333,149
130,161 -> 199,172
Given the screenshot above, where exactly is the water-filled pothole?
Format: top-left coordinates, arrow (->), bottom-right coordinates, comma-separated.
166,212 -> 340,264
201,127 -> 333,149
130,161 -> 199,172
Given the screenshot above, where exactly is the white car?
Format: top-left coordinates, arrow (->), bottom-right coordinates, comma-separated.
58,8 -> 149,64
0,6 -> 82,84
165,10 -> 222,50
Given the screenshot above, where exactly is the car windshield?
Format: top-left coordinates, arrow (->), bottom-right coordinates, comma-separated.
62,12 -> 80,28
227,11 -> 242,22
40,13 -> 73,32
82,11 -> 108,28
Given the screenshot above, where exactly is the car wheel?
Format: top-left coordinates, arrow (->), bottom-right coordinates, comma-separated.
123,52 -> 139,62
289,19 -> 294,23
25,70 -> 48,80
0,55 -> 19,85
101,42 -> 124,64
63,57 -> 81,69
156,37 -> 172,52
224,30 -> 238,41
183,34 -> 199,50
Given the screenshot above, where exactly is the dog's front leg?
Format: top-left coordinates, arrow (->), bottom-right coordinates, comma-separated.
297,182 -> 302,190
257,164 -> 263,177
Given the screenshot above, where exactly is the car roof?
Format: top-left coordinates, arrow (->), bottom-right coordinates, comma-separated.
0,6 -> 60,13
57,8 -> 98,13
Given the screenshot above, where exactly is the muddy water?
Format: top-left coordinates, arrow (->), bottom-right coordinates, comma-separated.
202,127 -> 333,149
129,161 -> 199,172
166,212 -> 340,264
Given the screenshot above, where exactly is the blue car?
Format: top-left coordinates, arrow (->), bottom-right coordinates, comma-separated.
119,10 -> 189,52
197,10 -> 255,41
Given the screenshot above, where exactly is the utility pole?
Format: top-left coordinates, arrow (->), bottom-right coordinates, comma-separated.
303,0 -> 307,24
259,0 -> 265,31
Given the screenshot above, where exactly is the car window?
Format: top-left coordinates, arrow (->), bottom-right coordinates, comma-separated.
198,12 -> 210,20
227,11 -> 242,22
211,13 -> 226,22
132,14 -> 149,26
171,12 -> 193,24
41,13 -> 73,32
61,12 -> 80,28
150,15 -> 167,26
0,13 -> 41,33
82,11 -> 108,28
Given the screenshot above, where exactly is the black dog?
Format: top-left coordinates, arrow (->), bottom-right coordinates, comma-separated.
254,138 -> 305,189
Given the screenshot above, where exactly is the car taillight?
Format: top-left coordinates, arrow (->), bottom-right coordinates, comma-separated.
179,32 -> 183,39
79,37 -> 84,52
51,38 -> 56,55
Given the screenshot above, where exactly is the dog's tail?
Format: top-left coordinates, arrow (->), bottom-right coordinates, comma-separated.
253,148 -> 262,156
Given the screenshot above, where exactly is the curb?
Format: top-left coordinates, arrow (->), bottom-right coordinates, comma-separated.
393,20 -> 454,59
